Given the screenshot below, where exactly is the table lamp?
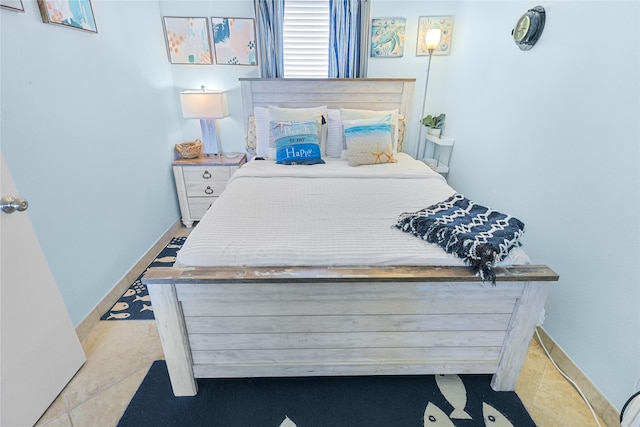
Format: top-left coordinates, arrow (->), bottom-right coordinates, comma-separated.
180,86 -> 229,156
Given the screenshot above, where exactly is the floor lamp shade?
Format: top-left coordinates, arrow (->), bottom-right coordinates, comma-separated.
180,89 -> 229,156
425,28 -> 442,51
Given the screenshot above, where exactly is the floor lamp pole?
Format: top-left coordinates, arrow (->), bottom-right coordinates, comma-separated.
416,51 -> 434,160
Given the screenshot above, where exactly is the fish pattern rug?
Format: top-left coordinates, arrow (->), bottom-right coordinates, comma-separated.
101,237 -> 185,321
118,361 -> 536,426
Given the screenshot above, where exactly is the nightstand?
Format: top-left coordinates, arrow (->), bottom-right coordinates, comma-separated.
422,134 -> 454,177
172,154 -> 247,227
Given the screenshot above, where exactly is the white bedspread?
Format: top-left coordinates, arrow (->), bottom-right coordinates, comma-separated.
175,153 -> 529,268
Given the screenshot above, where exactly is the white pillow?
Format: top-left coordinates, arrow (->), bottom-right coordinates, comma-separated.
268,105 -> 328,159
339,108 -> 399,153
326,109 -> 343,158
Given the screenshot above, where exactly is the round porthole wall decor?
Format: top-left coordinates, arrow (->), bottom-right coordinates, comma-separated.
512,6 -> 546,51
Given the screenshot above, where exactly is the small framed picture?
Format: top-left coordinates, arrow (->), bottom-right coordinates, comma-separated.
416,16 -> 454,56
0,0 -> 24,12
370,18 -> 406,58
37,0 -> 97,33
211,17 -> 257,66
162,16 -> 213,65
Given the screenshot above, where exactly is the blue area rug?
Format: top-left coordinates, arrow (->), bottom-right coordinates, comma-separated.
101,237 -> 186,321
118,361 -> 536,426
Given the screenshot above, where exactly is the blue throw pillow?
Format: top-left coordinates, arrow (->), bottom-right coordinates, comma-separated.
270,119 -> 325,165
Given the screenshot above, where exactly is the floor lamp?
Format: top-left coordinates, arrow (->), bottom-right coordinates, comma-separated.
416,28 -> 442,160
180,86 -> 229,157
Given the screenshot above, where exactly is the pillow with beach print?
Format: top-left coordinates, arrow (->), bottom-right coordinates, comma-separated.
344,121 -> 396,166
340,108 -> 399,152
270,119 -> 325,165
340,113 -> 394,160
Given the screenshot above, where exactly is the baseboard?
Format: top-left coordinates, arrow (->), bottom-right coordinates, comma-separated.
536,327 -> 620,427
75,219 -> 184,342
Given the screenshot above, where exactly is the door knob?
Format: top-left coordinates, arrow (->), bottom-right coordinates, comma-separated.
1,196 -> 29,214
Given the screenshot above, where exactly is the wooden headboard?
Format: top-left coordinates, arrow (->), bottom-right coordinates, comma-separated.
239,78 -> 415,124
239,78 -> 416,155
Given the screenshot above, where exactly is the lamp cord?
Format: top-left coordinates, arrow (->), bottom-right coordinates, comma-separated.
534,329 -> 602,427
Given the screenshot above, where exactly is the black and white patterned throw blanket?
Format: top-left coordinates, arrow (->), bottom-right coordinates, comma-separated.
395,193 -> 525,283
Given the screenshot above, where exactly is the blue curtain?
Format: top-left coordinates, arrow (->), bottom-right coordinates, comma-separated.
328,0 -> 370,78
254,0 -> 285,78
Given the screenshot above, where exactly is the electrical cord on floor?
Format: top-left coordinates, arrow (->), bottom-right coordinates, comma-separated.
534,329 -> 603,427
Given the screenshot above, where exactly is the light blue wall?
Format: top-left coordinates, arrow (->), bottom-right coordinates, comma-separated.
1,0 -> 637,412
0,0 -> 183,325
372,0 -> 640,411
368,1 -> 459,158
446,1 -> 639,411
157,0 -> 258,154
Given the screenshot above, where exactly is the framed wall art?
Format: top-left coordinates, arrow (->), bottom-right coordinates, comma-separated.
370,17 -> 406,58
37,0 -> 97,33
0,0 -> 24,12
211,17 -> 257,66
162,16 -> 212,65
416,16 -> 454,56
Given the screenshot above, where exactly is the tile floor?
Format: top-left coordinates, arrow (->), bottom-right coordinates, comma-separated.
35,324 -> 608,427
34,226 -> 608,426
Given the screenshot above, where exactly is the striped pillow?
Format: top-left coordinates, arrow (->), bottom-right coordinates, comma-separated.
271,120 -> 325,165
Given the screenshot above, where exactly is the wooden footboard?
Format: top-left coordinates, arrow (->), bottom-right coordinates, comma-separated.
142,265 -> 557,397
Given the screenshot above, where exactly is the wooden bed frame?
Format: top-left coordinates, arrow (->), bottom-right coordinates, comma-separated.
143,79 -> 558,397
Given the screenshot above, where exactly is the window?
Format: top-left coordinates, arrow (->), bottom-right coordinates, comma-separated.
283,0 -> 330,78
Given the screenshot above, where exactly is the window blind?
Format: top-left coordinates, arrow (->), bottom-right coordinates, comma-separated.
283,0 -> 330,78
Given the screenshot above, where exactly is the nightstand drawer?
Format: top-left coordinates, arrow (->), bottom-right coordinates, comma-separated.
185,181 -> 227,198
183,166 -> 230,183
188,197 -> 215,218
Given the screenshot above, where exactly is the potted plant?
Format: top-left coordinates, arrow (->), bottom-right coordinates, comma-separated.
421,113 -> 445,137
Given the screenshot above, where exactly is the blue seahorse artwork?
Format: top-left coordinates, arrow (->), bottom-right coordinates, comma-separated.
370,18 -> 406,58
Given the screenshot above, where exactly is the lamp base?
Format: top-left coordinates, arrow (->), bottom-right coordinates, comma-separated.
199,119 -> 224,156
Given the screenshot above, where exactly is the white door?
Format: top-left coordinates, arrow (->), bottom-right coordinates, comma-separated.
1,153 -> 86,426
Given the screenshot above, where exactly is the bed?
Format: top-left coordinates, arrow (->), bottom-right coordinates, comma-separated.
143,78 -> 557,397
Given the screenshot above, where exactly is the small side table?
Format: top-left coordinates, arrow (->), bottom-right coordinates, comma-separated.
172,154 -> 247,227
422,135 -> 454,177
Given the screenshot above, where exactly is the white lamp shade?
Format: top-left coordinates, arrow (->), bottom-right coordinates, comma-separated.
180,90 -> 229,119
425,28 -> 442,50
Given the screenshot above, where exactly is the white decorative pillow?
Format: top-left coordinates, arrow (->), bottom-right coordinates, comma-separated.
397,114 -> 406,152
245,115 -> 258,157
339,108 -> 399,152
326,109 -> 343,158
268,105 -> 328,158
253,106 -> 271,158
343,120 -> 396,167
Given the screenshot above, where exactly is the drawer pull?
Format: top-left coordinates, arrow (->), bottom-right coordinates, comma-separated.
202,170 -> 212,179
204,186 -> 214,195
